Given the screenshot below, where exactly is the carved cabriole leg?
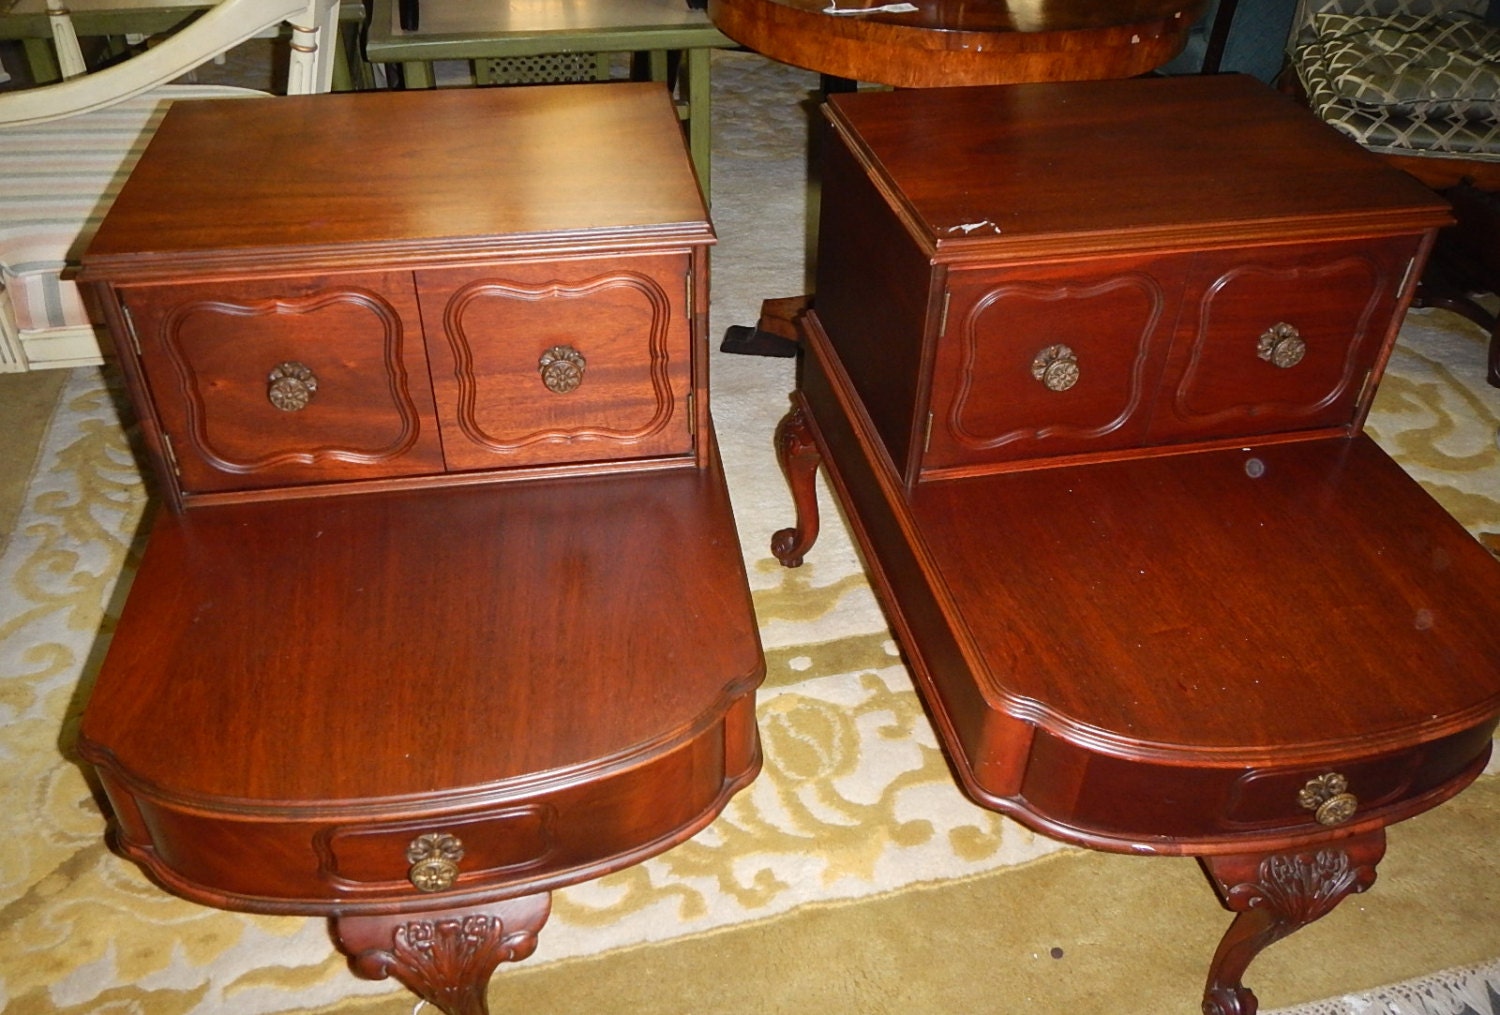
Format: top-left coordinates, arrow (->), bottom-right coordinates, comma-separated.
332,894 -> 551,1015
772,402 -> 823,567
1198,830 -> 1386,1015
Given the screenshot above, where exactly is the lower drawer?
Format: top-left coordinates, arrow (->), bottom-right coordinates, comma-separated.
1013,721 -> 1497,847
88,690 -> 759,914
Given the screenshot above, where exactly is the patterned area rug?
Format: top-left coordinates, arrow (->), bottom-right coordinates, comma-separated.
2,50 -> 1499,1015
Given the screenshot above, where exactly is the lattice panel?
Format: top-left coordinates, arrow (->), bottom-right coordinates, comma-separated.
477,53 -> 610,84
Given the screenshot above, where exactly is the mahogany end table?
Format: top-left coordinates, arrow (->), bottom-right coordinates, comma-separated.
772,75 -> 1500,1013
76,83 -> 763,1014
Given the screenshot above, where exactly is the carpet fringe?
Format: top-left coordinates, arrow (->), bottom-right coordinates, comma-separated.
1269,960 -> 1500,1015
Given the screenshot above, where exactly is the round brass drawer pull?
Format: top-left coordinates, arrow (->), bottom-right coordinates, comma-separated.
406,833 -> 464,892
1257,322 -> 1306,369
539,345 -> 586,394
267,361 -> 318,412
1297,772 -> 1358,826
1031,344 -> 1079,392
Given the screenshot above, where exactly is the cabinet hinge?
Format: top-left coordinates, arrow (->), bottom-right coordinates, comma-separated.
685,273 -> 694,320
121,301 -> 141,357
1399,257 -> 1417,296
159,432 -> 181,478
923,411 -> 934,453
937,290 -> 952,335
687,390 -> 697,435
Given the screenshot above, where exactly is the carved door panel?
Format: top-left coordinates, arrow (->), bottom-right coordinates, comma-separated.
121,272 -> 444,494
418,253 -> 696,472
1149,236 -> 1420,444
923,253 -> 1186,472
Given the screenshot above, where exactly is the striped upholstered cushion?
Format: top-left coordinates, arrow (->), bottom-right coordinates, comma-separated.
0,84 -> 265,337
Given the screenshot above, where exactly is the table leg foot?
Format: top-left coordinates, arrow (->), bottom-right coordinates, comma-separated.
333,894 -> 551,1015
1199,830 -> 1385,1015
772,402 -> 823,567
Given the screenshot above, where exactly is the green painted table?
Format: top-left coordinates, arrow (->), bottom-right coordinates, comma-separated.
364,0 -> 734,194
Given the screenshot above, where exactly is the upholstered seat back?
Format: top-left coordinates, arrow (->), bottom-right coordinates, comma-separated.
0,0 -> 338,371
0,85 -> 264,367
1291,0 -> 1500,159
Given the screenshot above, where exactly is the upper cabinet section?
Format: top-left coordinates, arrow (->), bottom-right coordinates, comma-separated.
80,85 -> 714,510
811,75 -> 1451,484
119,251 -> 698,501
923,235 -> 1420,471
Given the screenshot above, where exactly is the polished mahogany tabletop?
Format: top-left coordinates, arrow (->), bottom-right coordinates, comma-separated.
707,0 -> 1209,87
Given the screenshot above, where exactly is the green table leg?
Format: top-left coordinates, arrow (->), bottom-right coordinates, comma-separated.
685,46 -> 711,198
22,35 -> 58,84
402,59 -> 434,88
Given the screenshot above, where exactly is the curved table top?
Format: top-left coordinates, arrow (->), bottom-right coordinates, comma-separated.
706,0 -> 1208,87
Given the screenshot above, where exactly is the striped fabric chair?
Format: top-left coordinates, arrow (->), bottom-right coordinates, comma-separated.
0,0 -> 340,372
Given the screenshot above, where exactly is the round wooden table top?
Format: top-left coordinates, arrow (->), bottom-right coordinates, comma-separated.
706,0 -> 1209,87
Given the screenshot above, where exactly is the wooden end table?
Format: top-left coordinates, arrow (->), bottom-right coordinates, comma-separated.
76,83 -> 763,1015
771,75 -> 1500,1013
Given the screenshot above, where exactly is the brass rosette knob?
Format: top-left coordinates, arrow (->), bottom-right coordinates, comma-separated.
1031,344 -> 1080,392
1297,772 -> 1358,826
267,361 -> 318,412
1257,322 -> 1306,369
538,345 -> 586,394
406,833 -> 465,892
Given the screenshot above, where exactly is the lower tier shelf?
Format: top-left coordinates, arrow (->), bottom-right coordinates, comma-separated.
77,427 -> 764,1014
773,310 -> 1500,1014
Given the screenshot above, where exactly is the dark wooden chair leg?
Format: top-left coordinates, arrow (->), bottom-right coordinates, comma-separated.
333,894 -> 551,1015
1199,830 -> 1385,1015
772,401 -> 823,567
721,295 -> 807,357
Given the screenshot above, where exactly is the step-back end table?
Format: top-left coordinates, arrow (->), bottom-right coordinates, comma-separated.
76,83 -> 763,1015
771,75 -> 1500,1013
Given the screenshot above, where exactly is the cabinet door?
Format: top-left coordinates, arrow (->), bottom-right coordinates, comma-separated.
122,272 -> 443,495
924,254 -> 1185,472
1148,236 -> 1419,443
418,253 -> 695,471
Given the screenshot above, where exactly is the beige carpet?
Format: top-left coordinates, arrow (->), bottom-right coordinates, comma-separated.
2,49 -> 1499,1015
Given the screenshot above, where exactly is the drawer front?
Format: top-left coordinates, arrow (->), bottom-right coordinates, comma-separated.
123,272 -> 444,494
1148,236 -> 1418,443
1014,722 -> 1495,845
86,687 -> 760,910
419,253 -> 695,471
321,808 -> 556,889
925,254 -> 1185,470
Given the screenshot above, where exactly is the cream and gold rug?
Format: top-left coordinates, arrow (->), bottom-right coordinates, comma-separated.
2,50 -> 1499,1015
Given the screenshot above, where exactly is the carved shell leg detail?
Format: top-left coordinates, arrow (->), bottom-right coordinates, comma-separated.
332,894 -> 552,1015
772,402 -> 823,568
1198,830 -> 1385,1015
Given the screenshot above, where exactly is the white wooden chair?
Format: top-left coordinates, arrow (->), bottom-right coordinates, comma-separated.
0,0 -> 340,371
